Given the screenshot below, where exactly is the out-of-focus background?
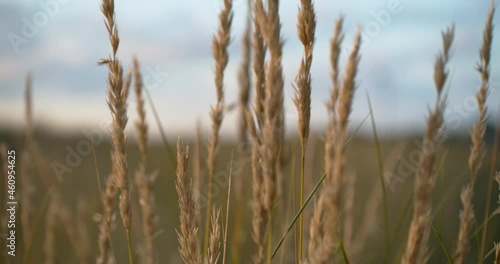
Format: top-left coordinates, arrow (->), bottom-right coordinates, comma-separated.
1,0 -> 499,137
1,0 -> 500,263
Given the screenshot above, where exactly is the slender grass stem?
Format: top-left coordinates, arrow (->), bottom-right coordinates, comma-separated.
432,223 -> 453,264
480,117 -> 499,263
271,172 -> 326,260
143,88 -> 176,168
298,144 -> 306,261
367,95 -> 390,262
125,230 -> 134,264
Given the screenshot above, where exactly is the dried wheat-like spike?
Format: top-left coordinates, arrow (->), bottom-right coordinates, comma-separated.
234,1 -> 253,259
97,173 -> 117,264
294,2 -> 316,256
254,0 -> 285,208
403,25 -> 454,264
238,1 -> 252,148
308,21 -> 362,264
457,6 -> 494,262
205,0 -> 233,254
252,11 -> 267,129
133,57 -> 157,264
469,4 -> 494,186
100,0 -> 132,243
207,208 -> 222,264
176,138 -> 202,264
455,186 -> 475,264
247,112 -> 267,263
307,17 -> 344,263
294,0 -> 316,146
193,120 -> 204,229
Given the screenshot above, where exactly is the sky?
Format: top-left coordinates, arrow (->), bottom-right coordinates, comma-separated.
0,0 -> 499,139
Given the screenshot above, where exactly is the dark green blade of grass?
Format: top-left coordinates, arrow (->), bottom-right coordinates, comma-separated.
144,87 -> 176,169
432,223 -> 453,264
367,94 -> 390,262
271,112 -> 370,260
339,236 -> 350,264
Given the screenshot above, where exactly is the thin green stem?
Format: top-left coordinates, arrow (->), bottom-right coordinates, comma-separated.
144,88 -> 176,168
367,95 -> 390,261
271,112 -> 369,260
126,230 -> 134,264
339,236 -> 350,264
271,172 -> 327,260
432,223 -> 453,264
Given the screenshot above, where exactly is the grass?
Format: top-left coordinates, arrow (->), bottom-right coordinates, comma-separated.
1,0 -> 499,264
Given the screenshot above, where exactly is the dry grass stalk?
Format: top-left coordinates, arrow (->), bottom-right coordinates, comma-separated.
233,1 -> 252,259
294,0 -> 316,147
457,10 -> 495,259
294,0 -> 316,259
308,21 -> 362,263
44,199 -> 57,264
455,186 -> 474,264
253,1 -> 286,257
252,9 -> 267,128
343,173 -> 356,259
403,25 -> 454,264
97,173 -> 117,264
247,112 -> 267,263
99,2 -> 133,261
205,0 -> 233,255
307,17 -> 344,263
194,120 -> 204,230
176,138 -> 202,264
208,208 -> 222,264
238,0 -> 252,148
457,6 -> 494,260
133,57 -> 157,264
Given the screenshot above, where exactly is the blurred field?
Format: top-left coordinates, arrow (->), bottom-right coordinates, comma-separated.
1,126 -> 499,263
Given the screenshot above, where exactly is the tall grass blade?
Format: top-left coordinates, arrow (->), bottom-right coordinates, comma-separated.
367,94 -> 390,260
432,223 -> 453,264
